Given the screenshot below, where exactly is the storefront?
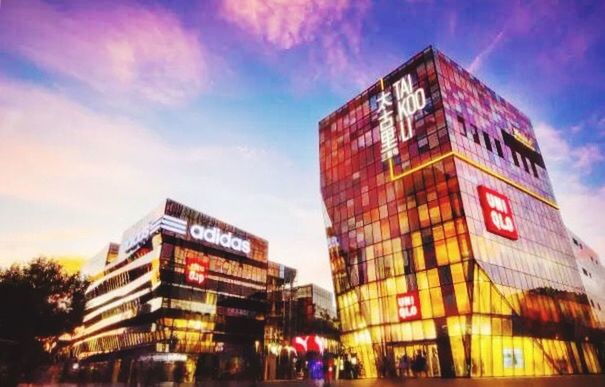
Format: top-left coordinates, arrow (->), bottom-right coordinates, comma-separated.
319,46 -> 605,378
70,199 -> 269,383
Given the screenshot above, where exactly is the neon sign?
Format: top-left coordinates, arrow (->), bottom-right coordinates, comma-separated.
478,185 -> 518,240
512,127 -> 535,151
189,225 -> 251,254
377,74 -> 427,161
185,256 -> 209,287
397,290 -> 421,321
122,215 -> 251,257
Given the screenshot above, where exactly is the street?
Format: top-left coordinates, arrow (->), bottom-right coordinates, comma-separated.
24,375 -> 605,387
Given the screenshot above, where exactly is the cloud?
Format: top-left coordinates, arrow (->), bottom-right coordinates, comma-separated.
0,77 -> 332,288
468,30 -> 505,73
534,122 -> 605,258
0,0 -> 205,105
220,0 -> 352,49
219,0 -> 373,91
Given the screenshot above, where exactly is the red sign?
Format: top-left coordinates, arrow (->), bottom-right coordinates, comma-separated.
477,185 -> 518,240
292,335 -> 324,354
397,291 -> 421,321
185,256 -> 209,287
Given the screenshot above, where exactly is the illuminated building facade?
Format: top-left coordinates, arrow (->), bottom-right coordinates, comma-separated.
319,46 -> 604,378
71,199 -> 269,382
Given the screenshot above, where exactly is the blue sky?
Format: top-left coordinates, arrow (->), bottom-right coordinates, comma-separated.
0,0 -> 604,289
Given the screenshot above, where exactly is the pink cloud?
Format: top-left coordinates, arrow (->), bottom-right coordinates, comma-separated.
220,0 -> 352,49
0,0 -> 205,105
534,122 -> 605,258
219,0 -> 374,91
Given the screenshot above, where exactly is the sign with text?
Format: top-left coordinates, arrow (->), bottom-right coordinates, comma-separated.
185,256 -> 209,287
478,185 -> 518,240
397,290 -> 421,322
377,74 -> 427,161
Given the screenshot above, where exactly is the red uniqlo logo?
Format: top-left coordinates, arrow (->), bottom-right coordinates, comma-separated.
185,256 -> 209,287
397,291 -> 421,322
477,185 -> 518,240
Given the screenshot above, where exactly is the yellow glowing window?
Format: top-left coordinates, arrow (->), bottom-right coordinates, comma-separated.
427,268 -> 440,288
443,220 -> 456,238
454,282 -> 470,313
429,203 -> 441,224
418,204 -> 430,227
480,335 -> 493,376
417,271 -> 429,290
432,224 -> 445,241
411,231 -> 422,247
435,240 -> 448,266
493,336 -> 503,376
430,288 -> 445,317
446,237 -> 461,263
414,246 -> 426,271
451,263 -> 465,283
419,289 -> 433,319
423,319 -> 436,339
412,320 -> 424,340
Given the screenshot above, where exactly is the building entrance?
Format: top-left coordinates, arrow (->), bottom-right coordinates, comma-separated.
392,342 -> 441,377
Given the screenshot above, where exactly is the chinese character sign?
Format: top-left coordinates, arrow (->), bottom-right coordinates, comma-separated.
378,90 -> 397,161
397,291 -> 421,321
477,185 -> 519,240
185,256 -> 209,286
377,74 -> 427,161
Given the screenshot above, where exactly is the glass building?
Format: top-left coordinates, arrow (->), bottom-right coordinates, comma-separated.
568,229 -> 605,328
70,199 -> 270,382
319,46 -> 604,378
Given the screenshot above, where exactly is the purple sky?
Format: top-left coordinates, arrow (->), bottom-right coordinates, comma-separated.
0,0 -> 604,289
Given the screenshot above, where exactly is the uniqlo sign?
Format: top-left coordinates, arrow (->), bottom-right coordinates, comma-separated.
477,185 -> 518,240
185,256 -> 209,287
397,291 -> 421,322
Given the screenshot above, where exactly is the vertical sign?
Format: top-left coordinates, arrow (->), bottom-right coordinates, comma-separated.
397,290 -> 421,321
477,185 -> 518,240
378,74 -> 427,161
185,256 -> 209,287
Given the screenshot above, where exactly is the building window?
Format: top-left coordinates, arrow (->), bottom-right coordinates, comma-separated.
456,116 -> 467,136
530,162 -> 539,178
495,139 -> 504,158
521,156 -> 530,173
471,125 -> 480,144
482,132 -> 493,152
511,150 -> 520,167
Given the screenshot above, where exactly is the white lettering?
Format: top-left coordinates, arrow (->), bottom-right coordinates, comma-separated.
189,225 -> 251,255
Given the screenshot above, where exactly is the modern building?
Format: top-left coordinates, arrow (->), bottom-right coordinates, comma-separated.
568,229 -> 605,328
289,284 -> 338,337
319,46 -> 605,378
70,199 -> 270,382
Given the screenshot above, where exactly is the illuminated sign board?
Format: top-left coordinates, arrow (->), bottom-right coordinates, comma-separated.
185,256 -> 209,287
292,335 -> 325,354
478,185 -> 518,240
512,127 -> 535,151
397,290 -> 421,321
189,225 -> 251,254
378,74 -> 427,161
122,215 -> 251,257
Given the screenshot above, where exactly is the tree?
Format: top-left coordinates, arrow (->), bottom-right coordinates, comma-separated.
0,258 -> 88,385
